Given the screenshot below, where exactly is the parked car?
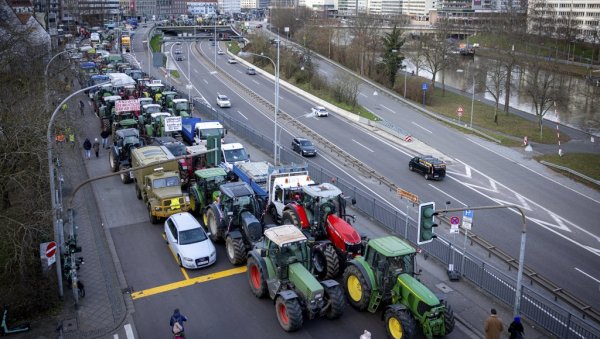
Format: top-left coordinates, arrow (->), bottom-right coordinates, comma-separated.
227,58 -> 237,64
408,155 -> 446,180
311,106 -> 329,117
217,94 -> 231,108
292,137 -> 317,157
164,212 -> 216,269
246,67 -> 256,75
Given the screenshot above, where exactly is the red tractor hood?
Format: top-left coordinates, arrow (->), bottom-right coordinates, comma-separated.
327,214 -> 361,244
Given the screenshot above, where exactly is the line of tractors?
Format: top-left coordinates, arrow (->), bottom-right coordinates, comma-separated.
81,55 -> 455,338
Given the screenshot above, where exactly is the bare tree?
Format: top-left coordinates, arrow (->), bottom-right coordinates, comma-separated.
406,37 -> 426,77
523,61 -> 559,138
349,13 -> 382,76
421,21 -> 454,88
480,59 -> 507,124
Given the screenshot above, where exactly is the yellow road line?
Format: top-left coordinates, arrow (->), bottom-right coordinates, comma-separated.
163,232 -> 191,280
131,266 -> 247,300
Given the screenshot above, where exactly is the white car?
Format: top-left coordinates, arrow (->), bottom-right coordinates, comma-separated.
218,50 -> 225,55
227,58 -> 237,64
164,213 -> 216,269
217,94 -> 231,108
311,106 -> 329,117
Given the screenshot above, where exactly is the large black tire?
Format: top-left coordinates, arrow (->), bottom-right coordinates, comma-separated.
408,164 -> 413,171
204,205 -> 225,242
343,264 -> 371,311
226,236 -> 246,265
384,308 -> 417,339
275,296 -> 303,332
312,244 -> 340,280
323,284 -> 345,319
442,300 -> 455,335
109,151 -> 119,172
148,204 -> 159,224
135,184 -> 142,200
281,209 -> 301,228
120,172 -> 132,184
189,190 -> 200,216
268,203 -> 278,221
247,256 -> 267,298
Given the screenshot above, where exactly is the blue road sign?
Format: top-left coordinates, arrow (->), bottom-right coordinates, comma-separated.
463,210 -> 474,218
422,83 -> 428,91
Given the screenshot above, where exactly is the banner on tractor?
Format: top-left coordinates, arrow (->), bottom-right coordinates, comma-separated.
164,116 -> 182,132
115,99 -> 140,113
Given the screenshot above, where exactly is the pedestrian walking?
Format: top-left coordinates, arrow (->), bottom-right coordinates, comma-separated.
484,308 -> 504,339
169,308 -> 188,338
508,316 -> 525,339
83,138 -> 92,159
68,132 -> 75,148
93,138 -> 100,158
80,100 -> 85,116
101,129 -> 110,149
55,130 -> 65,148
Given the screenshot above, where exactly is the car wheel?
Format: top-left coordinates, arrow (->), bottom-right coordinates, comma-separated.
409,164 -> 414,171
424,173 -> 430,180
177,255 -> 183,268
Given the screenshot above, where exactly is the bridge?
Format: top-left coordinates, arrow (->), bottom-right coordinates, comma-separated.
153,25 -> 243,41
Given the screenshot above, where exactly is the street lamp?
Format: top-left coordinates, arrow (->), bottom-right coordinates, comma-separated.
47,82 -> 110,297
456,66 -> 475,129
240,40 -> 280,165
142,40 -> 150,76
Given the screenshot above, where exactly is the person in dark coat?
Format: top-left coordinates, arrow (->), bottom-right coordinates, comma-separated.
92,138 -> 100,158
83,138 -> 92,159
508,316 -> 525,339
100,129 -> 110,149
169,308 -> 188,337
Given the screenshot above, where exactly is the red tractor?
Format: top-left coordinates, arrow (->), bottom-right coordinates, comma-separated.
281,183 -> 362,280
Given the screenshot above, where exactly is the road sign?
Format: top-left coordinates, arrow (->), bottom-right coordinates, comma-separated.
41,241 -> 57,266
462,210 -> 473,230
450,216 -> 460,234
422,83 -> 428,91
457,105 -> 464,117
396,188 -> 419,204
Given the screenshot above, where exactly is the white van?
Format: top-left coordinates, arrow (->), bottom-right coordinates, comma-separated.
221,143 -> 249,171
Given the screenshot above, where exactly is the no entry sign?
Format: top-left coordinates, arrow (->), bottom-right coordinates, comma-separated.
40,241 -> 57,267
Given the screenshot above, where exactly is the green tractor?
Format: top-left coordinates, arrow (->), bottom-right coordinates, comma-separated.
343,236 -> 455,339
247,225 -> 345,332
189,167 -> 227,216
169,98 -> 192,118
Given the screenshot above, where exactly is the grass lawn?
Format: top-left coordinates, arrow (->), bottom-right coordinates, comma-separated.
295,83 -> 380,121
170,70 -> 180,78
150,34 -> 161,53
536,153 -> 600,182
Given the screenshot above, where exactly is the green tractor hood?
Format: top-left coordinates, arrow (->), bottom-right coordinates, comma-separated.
396,273 -> 440,307
289,262 -> 323,301
119,118 -> 138,128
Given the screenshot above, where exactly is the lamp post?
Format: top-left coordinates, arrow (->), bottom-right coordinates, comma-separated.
45,49 -> 75,110
456,66 -> 475,128
142,40 -> 150,76
240,41 -> 280,165
214,18 -> 217,69
47,82 -> 110,297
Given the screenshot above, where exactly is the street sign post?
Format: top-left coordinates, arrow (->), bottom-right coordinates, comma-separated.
421,83 -> 428,105
450,216 -> 460,234
40,241 -> 57,267
457,105 -> 464,122
462,210 -> 473,230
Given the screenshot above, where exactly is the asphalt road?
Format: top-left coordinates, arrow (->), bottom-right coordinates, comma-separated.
144,32 -> 600,308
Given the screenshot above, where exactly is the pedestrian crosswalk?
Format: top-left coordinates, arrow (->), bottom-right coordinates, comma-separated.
112,323 -> 135,339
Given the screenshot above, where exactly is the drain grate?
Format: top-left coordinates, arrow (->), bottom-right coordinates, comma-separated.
62,318 -> 78,333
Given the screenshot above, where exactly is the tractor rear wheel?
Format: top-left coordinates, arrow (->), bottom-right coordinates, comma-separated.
189,191 -> 199,216
135,184 -> 142,200
323,284 -> 345,319
343,264 -> 371,311
275,296 -> 303,332
148,205 -> 158,224
442,300 -> 455,334
120,172 -> 132,184
281,209 -> 301,228
247,257 -> 267,298
109,151 -> 118,172
226,236 -> 246,265
384,308 -> 417,339
205,205 -> 225,242
312,244 -> 340,280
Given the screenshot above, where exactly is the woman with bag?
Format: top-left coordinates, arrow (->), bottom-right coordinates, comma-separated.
169,308 -> 187,338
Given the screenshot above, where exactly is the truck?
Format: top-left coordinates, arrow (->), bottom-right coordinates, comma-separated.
181,117 -> 225,146
343,236 -> 455,338
247,225 -> 345,332
221,143 -> 250,171
131,146 -> 190,223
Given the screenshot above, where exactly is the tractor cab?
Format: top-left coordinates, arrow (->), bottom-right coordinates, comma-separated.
301,183 -> 352,226
263,225 -> 311,275
162,91 -> 178,109
194,167 -> 227,205
171,98 -> 191,117
139,103 -> 162,125
362,237 -> 417,292
145,112 -> 171,137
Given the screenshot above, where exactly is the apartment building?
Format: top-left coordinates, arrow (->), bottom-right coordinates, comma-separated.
528,0 -> 600,41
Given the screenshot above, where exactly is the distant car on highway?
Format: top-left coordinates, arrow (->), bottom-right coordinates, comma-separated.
218,50 -> 225,55
227,58 -> 237,64
311,106 -> 329,117
176,55 -> 183,61
246,67 -> 256,75
292,137 -> 317,157
408,155 -> 446,180
164,212 -> 216,269
217,94 -> 231,108
175,49 -> 182,54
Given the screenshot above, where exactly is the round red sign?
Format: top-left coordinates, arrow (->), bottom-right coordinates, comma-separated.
46,241 -> 57,258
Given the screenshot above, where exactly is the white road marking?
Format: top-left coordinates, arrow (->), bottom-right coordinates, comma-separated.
359,92 -> 367,97
352,139 -> 374,152
203,79 -> 208,85
237,110 -> 248,120
210,71 -> 217,75
380,104 -> 395,114
252,79 -> 260,85
411,122 -> 432,133
427,185 -> 468,206
575,268 -> 600,284
113,335 -> 118,339
124,323 -> 134,339
194,69 -> 199,74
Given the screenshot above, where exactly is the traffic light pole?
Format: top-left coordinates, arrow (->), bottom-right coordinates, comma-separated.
435,204 -> 527,319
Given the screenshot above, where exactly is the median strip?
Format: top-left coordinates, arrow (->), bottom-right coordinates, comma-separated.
131,266 -> 247,300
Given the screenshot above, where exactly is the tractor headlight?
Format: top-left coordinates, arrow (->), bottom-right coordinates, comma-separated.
314,293 -> 322,299
155,207 -> 161,211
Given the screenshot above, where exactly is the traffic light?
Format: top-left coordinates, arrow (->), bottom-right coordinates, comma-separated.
417,202 -> 438,245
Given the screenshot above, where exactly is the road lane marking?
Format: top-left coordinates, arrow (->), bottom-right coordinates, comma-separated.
163,233 -> 190,280
575,267 -> 600,284
359,92 -> 367,97
252,79 -> 260,85
124,324 -> 134,339
194,69 -> 199,74
352,139 -> 374,152
210,71 -> 217,75
411,122 -> 432,133
131,267 -> 246,300
427,185 -> 468,206
238,110 -> 248,120
380,104 -> 395,114
203,79 -> 208,85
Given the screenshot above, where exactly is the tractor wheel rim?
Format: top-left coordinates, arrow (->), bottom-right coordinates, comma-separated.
278,302 -> 288,325
347,275 -> 362,302
250,265 -> 260,289
388,317 -> 403,338
227,241 -> 234,259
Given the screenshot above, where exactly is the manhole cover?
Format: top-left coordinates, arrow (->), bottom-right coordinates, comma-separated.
62,318 -> 78,333
436,283 -> 453,294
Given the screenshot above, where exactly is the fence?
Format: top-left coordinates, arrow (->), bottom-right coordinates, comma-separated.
192,98 -> 600,339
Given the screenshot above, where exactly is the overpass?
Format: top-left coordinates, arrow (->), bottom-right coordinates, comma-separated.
153,25 -> 242,41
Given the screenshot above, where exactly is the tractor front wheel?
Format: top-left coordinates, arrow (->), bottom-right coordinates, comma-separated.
205,205 -> 224,242
275,296 -> 303,332
109,151 -> 118,172
120,172 -> 132,184
384,308 -> 417,339
148,205 -> 159,224
442,300 -> 455,335
135,184 -> 142,200
281,209 -> 301,228
324,284 -> 345,319
343,264 -> 371,311
312,244 -> 340,280
226,236 -> 246,265
247,257 -> 267,298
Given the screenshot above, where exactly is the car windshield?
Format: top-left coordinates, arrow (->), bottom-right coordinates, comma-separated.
299,140 -> 312,146
218,96 -> 229,101
198,128 -> 224,140
388,254 -> 414,275
123,135 -> 139,145
224,148 -> 249,162
146,106 -> 160,114
152,176 -> 180,188
166,143 -> 187,156
178,227 -> 207,245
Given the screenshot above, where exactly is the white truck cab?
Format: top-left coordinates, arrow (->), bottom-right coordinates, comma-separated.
221,143 -> 249,171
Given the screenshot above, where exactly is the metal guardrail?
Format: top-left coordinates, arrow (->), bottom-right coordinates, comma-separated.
188,45 -> 600,338
540,160 -> 600,186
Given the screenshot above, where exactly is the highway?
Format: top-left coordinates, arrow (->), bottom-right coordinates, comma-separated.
149,30 -> 600,308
